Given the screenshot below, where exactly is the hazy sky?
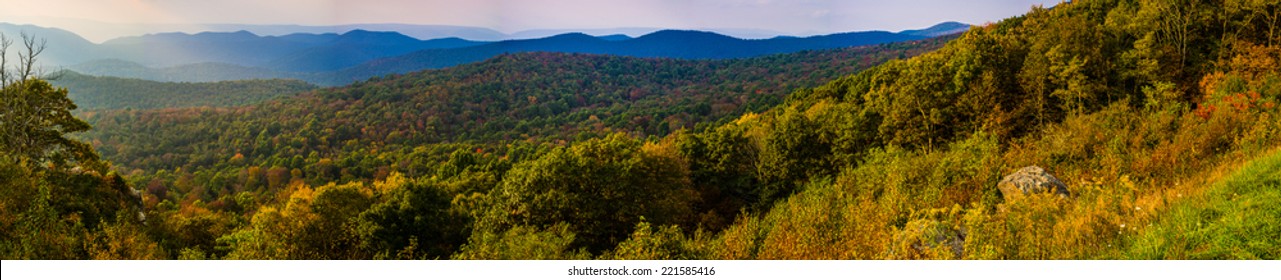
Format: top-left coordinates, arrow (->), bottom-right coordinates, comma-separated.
1,0 -> 1061,42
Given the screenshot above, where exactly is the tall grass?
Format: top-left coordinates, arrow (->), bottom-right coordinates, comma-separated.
686,91 -> 1279,259
1120,149 -> 1281,259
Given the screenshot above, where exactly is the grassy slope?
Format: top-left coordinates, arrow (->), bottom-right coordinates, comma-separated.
1121,148 -> 1281,259
694,103 -> 1280,260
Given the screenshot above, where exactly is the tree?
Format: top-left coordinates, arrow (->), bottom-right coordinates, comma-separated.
482,133 -> 694,254
757,106 -> 827,206
0,33 -> 99,170
0,32 -> 46,86
354,174 -> 470,259
1,33 -> 151,260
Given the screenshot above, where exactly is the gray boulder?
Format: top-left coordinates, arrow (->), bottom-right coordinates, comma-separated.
997,166 -> 1070,199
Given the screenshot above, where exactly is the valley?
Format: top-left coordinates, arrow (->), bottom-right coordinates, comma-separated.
3,22 -> 963,86
1,0 -> 1278,261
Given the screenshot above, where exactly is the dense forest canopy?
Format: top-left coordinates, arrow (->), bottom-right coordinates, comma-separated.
76,37 -> 952,185
48,71 -> 317,110
2,33 -> 149,259
2,21 -> 955,86
2,0 -> 1279,260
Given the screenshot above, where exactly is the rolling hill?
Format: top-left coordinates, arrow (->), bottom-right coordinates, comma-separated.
333,29 -> 933,85
202,23 -> 511,41
5,0 -> 1278,261
0,23 -> 109,66
899,21 -> 972,37
6,21 -> 968,86
61,36 -> 952,259
65,59 -> 314,83
97,29 -> 487,70
49,71 -> 316,110
77,35 -> 955,172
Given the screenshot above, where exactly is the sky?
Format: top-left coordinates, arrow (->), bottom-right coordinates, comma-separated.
0,0 -> 1062,42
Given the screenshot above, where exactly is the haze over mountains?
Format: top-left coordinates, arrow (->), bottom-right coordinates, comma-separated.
1,21 -> 970,86
6,0 -> 1280,263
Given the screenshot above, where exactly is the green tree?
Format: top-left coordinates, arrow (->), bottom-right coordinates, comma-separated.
481,133 -> 694,254
757,106 -> 827,206
453,224 -> 589,260
1,33 -> 99,170
605,220 -> 701,260
346,173 -> 473,259
676,125 -> 759,230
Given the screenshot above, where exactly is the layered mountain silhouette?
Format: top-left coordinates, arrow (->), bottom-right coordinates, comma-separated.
98,29 -> 485,71
899,21 -> 971,37
336,29 -> 936,83
0,23 -> 107,66
2,22 -> 970,86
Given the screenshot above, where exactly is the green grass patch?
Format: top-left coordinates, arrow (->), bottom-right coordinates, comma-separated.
1122,149 -> 1281,259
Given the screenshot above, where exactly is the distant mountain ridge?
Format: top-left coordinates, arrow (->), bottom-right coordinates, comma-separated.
206,23 -> 510,41
3,21 -> 970,86
66,59 -> 313,83
0,23 -> 107,66
95,29 -> 488,70
336,29 -> 933,83
899,21 -> 972,37
49,71 -> 316,110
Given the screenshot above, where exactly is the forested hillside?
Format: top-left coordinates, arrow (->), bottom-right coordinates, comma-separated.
49,71 -> 316,110
77,37 -> 951,181
0,33 -> 953,259
6,21 -> 959,86
60,30 -> 938,87
330,29 -> 929,84
665,0 -> 1281,259
3,0 -> 1279,260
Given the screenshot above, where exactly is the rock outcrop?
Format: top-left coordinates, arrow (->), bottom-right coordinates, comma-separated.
996,166 -> 1070,200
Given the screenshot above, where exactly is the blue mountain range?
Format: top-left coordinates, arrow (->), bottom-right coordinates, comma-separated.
1,22 -> 970,86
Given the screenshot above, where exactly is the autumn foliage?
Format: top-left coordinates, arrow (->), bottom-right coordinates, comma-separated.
4,0 -> 1280,259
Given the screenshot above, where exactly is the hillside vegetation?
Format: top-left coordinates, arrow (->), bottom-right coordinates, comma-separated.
49,71 -> 315,110
669,0 -> 1281,259
1122,148 -> 1280,259
77,38 -> 951,180
2,0 -> 1279,259
5,21 -> 955,86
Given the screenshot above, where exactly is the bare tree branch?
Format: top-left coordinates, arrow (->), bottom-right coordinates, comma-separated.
1,33 -> 11,87
19,32 -> 47,82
